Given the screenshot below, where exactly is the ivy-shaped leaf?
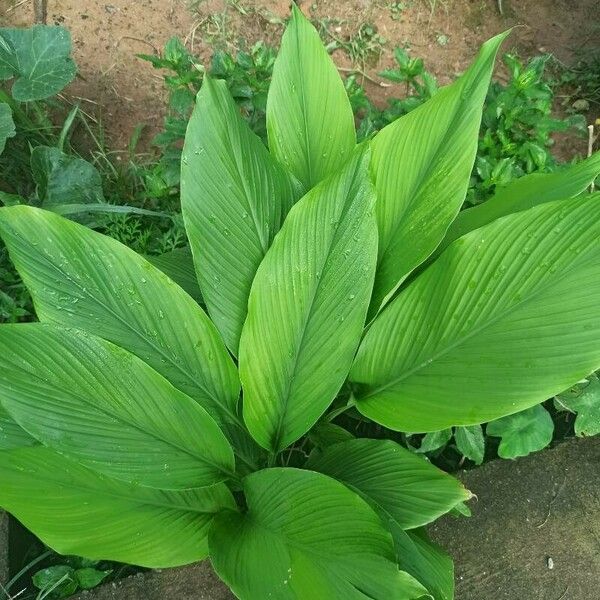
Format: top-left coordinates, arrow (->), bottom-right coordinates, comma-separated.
0,26 -> 76,101
557,374 -> 600,437
487,405 -> 554,459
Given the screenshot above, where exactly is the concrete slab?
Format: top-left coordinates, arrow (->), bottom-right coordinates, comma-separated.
431,437 -> 600,600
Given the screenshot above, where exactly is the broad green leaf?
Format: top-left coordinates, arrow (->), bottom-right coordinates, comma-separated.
306,438 -> 470,529
454,425 -> 485,465
486,405 -> 554,459
209,468 -> 429,600
392,527 -> 454,600
438,151 -> 600,255
0,26 -> 76,101
239,147 -> 377,452
181,77 -> 299,353
31,146 -> 104,206
0,324 -> 235,489
0,206 -> 240,425
0,403 -> 36,450
0,102 -> 15,154
414,429 -> 452,454
0,446 -> 236,567
557,374 -> 600,437
266,5 -> 356,190
351,195 -> 600,431
368,33 -> 507,315
146,246 -> 203,305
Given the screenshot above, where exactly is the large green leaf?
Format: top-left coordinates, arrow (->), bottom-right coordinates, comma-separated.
486,405 -> 554,459
0,403 -> 36,450
239,148 -> 377,452
0,324 -> 235,489
266,5 -> 356,190
31,146 -> 104,206
181,77 -> 299,353
351,195 -> 600,431
392,527 -> 454,600
0,446 -> 235,567
557,374 -> 600,437
438,151 -> 600,255
0,26 -> 76,101
146,246 -> 203,305
0,206 -> 240,425
368,33 -> 507,315
306,438 -> 470,529
0,102 -> 15,154
209,468 -> 429,600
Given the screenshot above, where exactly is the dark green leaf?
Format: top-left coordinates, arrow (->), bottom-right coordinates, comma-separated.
454,425 -> 485,464
557,374 -> 600,437
0,26 -> 76,100
31,146 -> 104,206
0,102 -> 15,154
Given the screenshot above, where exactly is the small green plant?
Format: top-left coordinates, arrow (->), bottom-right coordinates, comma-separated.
470,53 -> 587,205
1,8 -> 600,600
31,562 -> 111,599
139,37 -> 276,189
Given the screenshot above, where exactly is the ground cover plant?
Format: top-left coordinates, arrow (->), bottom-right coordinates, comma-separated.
1,6 -> 600,600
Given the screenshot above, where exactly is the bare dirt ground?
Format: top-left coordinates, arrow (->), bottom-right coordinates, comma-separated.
2,0 -> 599,150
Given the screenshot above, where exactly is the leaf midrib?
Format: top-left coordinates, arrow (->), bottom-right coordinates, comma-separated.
270,166 -> 364,450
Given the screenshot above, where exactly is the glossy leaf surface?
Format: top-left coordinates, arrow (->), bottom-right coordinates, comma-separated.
0,324 -> 235,489
0,206 -> 240,425
266,5 -> 356,190
182,77 -> 299,352
0,446 -> 235,567
240,148 -> 377,452
209,468 -> 429,600
369,33 -> 507,314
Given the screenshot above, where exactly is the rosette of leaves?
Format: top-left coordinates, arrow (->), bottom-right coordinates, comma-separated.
1,7 -> 600,600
